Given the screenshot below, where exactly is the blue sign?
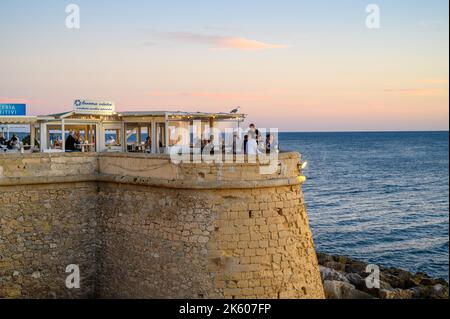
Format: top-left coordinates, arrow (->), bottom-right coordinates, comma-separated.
0,104 -> 26,116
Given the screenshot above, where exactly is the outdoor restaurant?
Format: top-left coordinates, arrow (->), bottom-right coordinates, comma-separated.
0,100 -> 246,154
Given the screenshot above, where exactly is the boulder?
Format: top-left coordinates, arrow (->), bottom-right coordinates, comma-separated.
378,288 -> 414,299
323,261 -> 346,272
323,280 -> 373,299
417,276 -> 433,286
316,252 -> 334,265
334,255 -> 349,264
319,266 -> 349,283
361,280 -> 393,298
345,273 -> 365,289
432,284 -> 449,299
381,273 -> 407,289
382,268 -> 416,289
409,286 -> 422,298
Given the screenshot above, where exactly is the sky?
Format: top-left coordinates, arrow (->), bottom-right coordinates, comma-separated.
0,0 -> 448,131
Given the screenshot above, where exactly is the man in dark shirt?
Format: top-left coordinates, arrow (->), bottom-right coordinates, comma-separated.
243,135 -> 248,155
65,132 -> 76,151
265,133 -> 279,154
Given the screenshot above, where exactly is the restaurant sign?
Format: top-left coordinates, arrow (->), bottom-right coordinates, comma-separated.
0,104 -> 26,116
73,100 -> 115,115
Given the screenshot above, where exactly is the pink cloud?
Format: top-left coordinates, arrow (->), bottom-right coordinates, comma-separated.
161,32 -> 288,51
422,79 -> 449,85
0,97 -> 31,104
383,88 -> 447,96
214,37 -> 287,50
147,89 -> 294,101
148,90 -> 267,101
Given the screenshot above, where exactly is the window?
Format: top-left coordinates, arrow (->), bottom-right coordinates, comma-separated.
105,129 -> 121,147
47,125 -> 63,149
126,124 -> 138,146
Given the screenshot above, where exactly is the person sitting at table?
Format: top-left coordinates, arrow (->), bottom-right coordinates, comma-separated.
106,136 -> 116,146
0,133 -> 5,144
144,136 -> 151,152
74,131 -> 83,144
0,133 -> 6,145
65,131 -> 77,151
54,136 -> 63,148
10,134 -> 20,150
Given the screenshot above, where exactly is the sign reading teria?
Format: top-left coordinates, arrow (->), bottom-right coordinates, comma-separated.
73,100 -> 115,115
0,104 -> 26,116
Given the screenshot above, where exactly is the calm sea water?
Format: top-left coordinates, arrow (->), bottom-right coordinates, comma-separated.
279,131 -> 449,280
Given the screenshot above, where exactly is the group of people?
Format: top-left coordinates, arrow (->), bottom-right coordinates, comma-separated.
64,131 -> 86,151
0,133 -> 21,150
242,123 -> 278,155
196,123 -> 278,155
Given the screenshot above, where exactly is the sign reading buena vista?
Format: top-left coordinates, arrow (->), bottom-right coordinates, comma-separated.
0,103 -> 26,116
73,99 -> 115,115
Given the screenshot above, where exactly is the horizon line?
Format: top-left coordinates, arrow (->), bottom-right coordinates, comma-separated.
278,130 -> 449,133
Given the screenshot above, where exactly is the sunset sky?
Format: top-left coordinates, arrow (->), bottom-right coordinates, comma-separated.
0,0 -> 448,131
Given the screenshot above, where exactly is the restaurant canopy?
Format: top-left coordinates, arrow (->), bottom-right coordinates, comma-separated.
30,109 -> 246,154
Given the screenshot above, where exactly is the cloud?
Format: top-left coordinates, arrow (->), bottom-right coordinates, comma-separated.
148,90 -> 268,101
422,79 -> 449,85
160,32 -> 288,51
0,97 -> 31,104
384,88 -> 447,96
147,89 -> 294,101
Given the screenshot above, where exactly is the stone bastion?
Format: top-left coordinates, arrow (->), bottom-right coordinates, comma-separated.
0,152 -> 325,299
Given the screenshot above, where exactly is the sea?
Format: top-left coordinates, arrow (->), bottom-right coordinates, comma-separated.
279,131 -> 449,280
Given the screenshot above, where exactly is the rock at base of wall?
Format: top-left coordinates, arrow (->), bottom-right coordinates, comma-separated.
323,280 -> 373,299
317,252 -> 449,299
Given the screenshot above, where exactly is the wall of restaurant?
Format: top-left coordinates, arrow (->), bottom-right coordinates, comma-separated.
0,152 -> 324,299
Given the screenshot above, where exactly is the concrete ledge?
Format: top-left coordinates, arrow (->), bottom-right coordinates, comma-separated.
0,174 -> 301,189
96,174 -> 300,189
0,175 -> 98,186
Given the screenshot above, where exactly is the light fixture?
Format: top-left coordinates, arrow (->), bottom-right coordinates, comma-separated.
301,161 -> 308,170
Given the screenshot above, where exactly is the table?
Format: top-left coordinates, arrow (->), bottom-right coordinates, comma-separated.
76,143 -> 95,152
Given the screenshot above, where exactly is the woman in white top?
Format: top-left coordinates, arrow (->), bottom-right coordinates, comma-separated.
246,132 -> 260,155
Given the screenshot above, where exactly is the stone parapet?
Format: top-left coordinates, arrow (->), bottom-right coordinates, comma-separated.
1,152 -> 302,189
